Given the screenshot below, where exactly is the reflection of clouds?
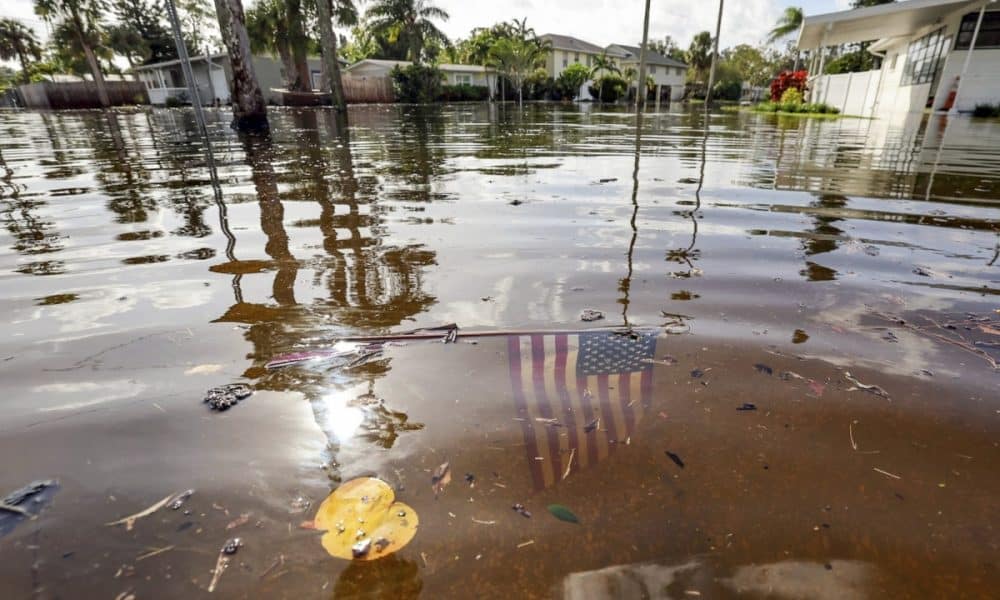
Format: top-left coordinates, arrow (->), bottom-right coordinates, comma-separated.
563,559 -> 873,600
30,285 -> 138,334
437,276 -> 513,327
147,280 -> 212,310
35,379 -> 147,412
528,276 -> 567,323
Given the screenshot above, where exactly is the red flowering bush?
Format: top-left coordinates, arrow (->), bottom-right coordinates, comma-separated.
770,70 -> 808,102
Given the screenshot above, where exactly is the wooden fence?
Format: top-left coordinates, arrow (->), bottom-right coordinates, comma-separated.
17,81 -> 149,109
343,76 -> 394,104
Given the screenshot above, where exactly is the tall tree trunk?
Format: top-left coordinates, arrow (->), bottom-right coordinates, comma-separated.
214,0 -> 269,130
277,41 -> 295,89
286,0 -> 311,91
315,0 -> 346,110
71,16 -> 110,107
17,49 -> 31,84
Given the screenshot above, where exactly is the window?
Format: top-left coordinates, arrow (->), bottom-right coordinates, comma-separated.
574,53 -> 580,62
650,65 -> 656,74
956,10 -> 1000,49
901,28 -> 949,86
455,74 -> 471,85
562,58 -> 568,67
677,67 -> 685,76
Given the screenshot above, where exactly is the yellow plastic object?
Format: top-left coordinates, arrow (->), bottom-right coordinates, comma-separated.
312,477 -> 418,560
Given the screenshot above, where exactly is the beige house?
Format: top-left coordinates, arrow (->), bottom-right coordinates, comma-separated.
540,33 -> 625,80
606,43 -> 688,101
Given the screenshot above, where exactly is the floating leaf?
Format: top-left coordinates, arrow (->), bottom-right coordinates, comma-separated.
312,478 -> 418,561
547,504 -> 579,524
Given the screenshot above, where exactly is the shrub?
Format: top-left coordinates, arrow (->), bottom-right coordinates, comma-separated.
557,63 -> 590,100
780,87 -> 803,105
588,74 -> 627,103
972,103 -> 1000,118
770,70 -> 808,102
752,100 -> 838,115
525,68 -> 555,100
439,84 -> 489,101
712,79 -> 742,101
391,64 -> 444,103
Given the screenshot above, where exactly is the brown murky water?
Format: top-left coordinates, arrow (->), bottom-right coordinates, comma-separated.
1,104 -> 998,599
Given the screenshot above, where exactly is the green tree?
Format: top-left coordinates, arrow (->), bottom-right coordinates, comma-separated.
556,62 -> 588,99
35,0 -> 111,106
0,18 -> 43,83
177,0 -> 220,53
112,0 -> 179,64
850,0 -> 894,7
685,31 -> 713,84
767,7 -> 802,43
649,35 -> 684,61
489,36 -> 544,106
589,51 -> 620,102
365,0 -> 450,63
247,0 -> 296,88
722,44 -> 777,88
0,65 -> 17,90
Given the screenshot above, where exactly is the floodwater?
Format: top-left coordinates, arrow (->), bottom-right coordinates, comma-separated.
0,103 -> 998,599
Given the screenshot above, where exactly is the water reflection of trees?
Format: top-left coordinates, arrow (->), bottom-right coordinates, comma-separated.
799,193 -> 845,282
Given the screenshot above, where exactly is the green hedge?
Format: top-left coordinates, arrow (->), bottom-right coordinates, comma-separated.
439,84 -> 490,101
753,101 -> 840,114
972,103 -> 1000,118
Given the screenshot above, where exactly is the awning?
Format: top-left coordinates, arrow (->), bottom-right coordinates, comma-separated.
796,0 -> 989,49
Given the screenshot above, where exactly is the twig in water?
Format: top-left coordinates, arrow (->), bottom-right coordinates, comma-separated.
849,422 -> 858,451
516,539 -> 535,549
844,372 -> 890,400
207,548 -> 230,593
259,555 -> 285,581
105,491 -> 181,531
136,545 -> 174,561
471,518 -> 496,525
873,467 -> 901,480
562,448 -> 575,480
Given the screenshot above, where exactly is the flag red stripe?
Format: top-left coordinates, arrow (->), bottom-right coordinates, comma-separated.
531,334 -> 562,481
508,336 -> 544,490
553,335 -> 577,477
578,372 -> 599,467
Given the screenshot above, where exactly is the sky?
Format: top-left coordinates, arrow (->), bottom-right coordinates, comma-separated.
1,0 -> 852,69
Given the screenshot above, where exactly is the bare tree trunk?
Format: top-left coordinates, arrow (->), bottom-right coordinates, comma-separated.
286,0 -> 311,91
214,0 -> 268,130
71,16 -> 110,107
315,0 -> 346,110
277,42 -> 295,89
17,49 -> 32,84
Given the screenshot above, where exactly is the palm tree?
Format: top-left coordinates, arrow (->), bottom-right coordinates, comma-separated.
590,51 -> 620,102
314,0 -> 357,110
767,7 -> 803,43
213,0 -> 269,129
0,18 -> 43,83
34,0 -> 111,105
365,0 -> 449,63
247,0 -> 296,88
686,31 -> 713,84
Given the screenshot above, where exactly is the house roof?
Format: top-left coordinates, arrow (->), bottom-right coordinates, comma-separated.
607,44 -> 688,68
540,34 -> 625,56
797,0 -> 985,49
132,53 -> 229,71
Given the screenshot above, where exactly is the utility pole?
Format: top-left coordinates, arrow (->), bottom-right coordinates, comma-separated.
704,0 -> 724,105
164,0 -> 209,138
635,0 -> 651,112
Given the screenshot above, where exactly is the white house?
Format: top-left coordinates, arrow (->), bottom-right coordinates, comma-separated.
133,53 -> 329,106
541,34 -> 625,80
797,0 -> 1000,118
343,59 -> 495,87
606,43 -> 687,102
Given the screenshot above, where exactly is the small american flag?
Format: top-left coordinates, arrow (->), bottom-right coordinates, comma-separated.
508,330 -> 657,490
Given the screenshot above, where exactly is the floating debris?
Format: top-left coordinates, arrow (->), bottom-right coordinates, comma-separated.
169,489 -> 194,510
873,467 -> 901,480
584,418 -> 600,433
226,513 -> 251,530
203,383 -> 252,411
665,451 -> 685,469
207,539 -> 241,593
596,177 -> 618,184
562,448 -> 575,480
844,372 -> 890,400
351,538 -> 372,558
754,363 -> 773,375
690,369 -> 704,378
512,503 -> 532,518
431,462 -> 452,497
1,479 -> 59,537
580,309 -> 605,322
547,504 -> 580,524
677,177 -> 699,184
106,490 -> 190,531
737,403 -> 757,411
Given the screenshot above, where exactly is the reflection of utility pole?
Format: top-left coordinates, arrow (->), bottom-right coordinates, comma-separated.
622,111 -> 644,328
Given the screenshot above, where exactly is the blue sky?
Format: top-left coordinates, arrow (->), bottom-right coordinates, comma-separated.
1,0 -> 853,68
